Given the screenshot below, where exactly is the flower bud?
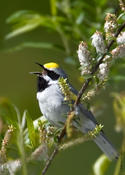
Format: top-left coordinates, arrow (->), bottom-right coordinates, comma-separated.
104,13 -> 117,41
77,41 -> 91,66
98,63 -> 108,80
117,32 -> 125,45
119,0 -> 125,11
91,31 -> 106,54
111,44 -> 125,58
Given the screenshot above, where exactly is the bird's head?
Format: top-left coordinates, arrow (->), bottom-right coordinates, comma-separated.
30,62 -> 67,91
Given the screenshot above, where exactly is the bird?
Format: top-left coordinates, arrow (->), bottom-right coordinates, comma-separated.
31,62 -> 119,160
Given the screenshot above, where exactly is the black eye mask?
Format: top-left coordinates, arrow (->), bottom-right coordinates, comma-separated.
46,69 -> 60,80
35,62 -> 60,80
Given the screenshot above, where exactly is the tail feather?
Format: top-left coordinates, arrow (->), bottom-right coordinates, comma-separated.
78,106 -> 119,160
94,132 -> 119,160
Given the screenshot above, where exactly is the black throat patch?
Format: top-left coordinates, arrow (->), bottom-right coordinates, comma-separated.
37,76 -> 49,92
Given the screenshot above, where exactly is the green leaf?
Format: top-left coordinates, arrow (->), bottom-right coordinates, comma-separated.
25,110 -> 36,148
6,10 -> 35,23
94,0 -> 107,7
16,110 -> 28,175
117,12 -> 125,22
112,75 -> 125,81
112,92 -> 125,132
76,12 -> 84,24
93,154 -> 110,175
5,10 -> 43,39
5,9 -> 68,40
5,42 -> 64,52
22,110 -> 26,129
0,98 -> 18,126
5,14 -> 65,39
113,156 -> 122,175
5,19 -> 41,39
65,57 -> 76,65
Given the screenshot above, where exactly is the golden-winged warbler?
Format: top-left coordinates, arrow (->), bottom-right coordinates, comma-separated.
31,62 -> 118,160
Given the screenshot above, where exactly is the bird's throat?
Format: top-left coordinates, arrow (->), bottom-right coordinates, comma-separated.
37,76 -> 49,92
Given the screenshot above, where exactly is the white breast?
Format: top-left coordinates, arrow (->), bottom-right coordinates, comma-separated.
37,83 -> 69,126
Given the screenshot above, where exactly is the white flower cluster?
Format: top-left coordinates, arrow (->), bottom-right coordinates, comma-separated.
103,55 -> 110,62
104,13 -> 117,40
104,21 -> 117,33
77,41 -> 91,75
117,32 -> 125,44
98,63 -> 108,81
119,0 -> 125,11
104,13 -> 117,32
82,89 -> 96,101
81,67 -> 91,75
91,31 -> 106,54
77,41 -> 91,66
111,44 -> 125,58
76,9 -> 125,96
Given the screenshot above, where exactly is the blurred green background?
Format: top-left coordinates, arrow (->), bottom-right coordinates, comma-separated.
0,0 -> 124,174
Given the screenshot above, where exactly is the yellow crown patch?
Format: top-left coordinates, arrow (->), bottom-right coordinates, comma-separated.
44,62 -> 59,69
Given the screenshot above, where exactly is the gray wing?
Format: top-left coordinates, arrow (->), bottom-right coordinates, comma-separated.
69,82 -> 98,124
69,82 -> 119,160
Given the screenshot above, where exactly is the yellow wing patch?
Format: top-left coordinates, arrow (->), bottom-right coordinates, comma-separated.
44,62 -> 59,69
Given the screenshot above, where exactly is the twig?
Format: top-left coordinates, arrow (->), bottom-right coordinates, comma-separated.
42,146 -> 58,175
59,136 -> 89,151
30,143 -> 49,161
41,22 -> 125,175
0,125 -> 14,164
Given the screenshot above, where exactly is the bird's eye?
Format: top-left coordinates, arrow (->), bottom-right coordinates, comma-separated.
47,70 -> 60,80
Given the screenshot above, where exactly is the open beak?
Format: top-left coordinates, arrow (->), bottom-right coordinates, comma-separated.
30,62 -> 47,76
29,72 -> 42,76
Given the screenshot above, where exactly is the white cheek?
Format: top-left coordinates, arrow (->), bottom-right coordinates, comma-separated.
43,75 -> 51,82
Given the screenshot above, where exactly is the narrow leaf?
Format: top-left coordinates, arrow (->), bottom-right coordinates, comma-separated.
25,110 -> 36,148
112,75 -> 125,81
93,154 -> 110,175
6,10 -> 34,23
113,156 -> 122,175
0,98 -> 18,126
17,111 -> 28,175
5,22 -> 41,39
5,42 -> 64,52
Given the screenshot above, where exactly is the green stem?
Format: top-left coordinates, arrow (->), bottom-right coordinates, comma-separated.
18,126 -> 28,175
113,130 -> 125,175
50,0 -> 57,16
16,107 -> 28,175
56,26 -> 71,56
113,156 -> 122,175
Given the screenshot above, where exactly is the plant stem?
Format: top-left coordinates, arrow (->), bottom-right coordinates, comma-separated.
113,130 -> 125,175
18,126 -> 28,175
42,146 -> 58,175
